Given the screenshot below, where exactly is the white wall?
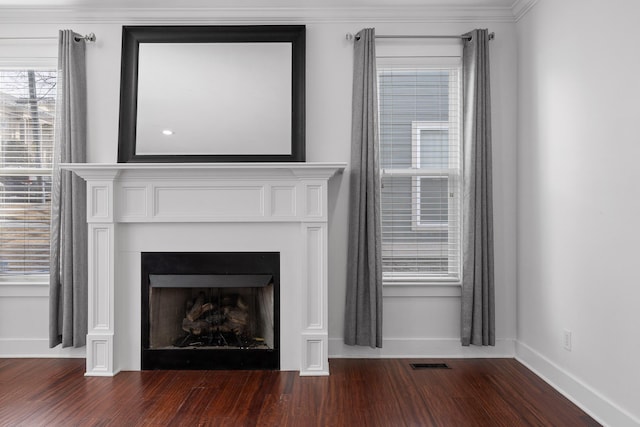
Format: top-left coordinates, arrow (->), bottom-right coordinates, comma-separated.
516,1 -> 640,425
0,14 -> 517,362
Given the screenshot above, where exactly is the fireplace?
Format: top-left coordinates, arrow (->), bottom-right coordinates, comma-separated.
62,162 -> 344,376
141,252 -> 280,370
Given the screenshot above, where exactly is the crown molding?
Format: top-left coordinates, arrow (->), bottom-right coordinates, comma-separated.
511,0 -> 539,21
0,5 -> 519,25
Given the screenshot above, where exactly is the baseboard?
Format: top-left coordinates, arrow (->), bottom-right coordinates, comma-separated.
329,337 -> 515,358
0,338 -> 86,358
515,341 -> 639,427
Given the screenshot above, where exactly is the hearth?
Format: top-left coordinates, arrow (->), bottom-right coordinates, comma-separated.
141,252 -> 280,370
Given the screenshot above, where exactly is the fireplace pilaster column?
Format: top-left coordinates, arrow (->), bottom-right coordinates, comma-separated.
81,170 -> 119,376
299,178 -> 330,375
300,222 -> 329,375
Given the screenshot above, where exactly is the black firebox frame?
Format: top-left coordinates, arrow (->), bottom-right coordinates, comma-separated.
141,252 -> 280,370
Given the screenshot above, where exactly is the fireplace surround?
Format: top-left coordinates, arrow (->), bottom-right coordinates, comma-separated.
142,251 -> 280,370
62,162 -> 345,376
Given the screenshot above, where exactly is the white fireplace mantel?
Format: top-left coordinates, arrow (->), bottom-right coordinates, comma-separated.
62,162 -> 346,377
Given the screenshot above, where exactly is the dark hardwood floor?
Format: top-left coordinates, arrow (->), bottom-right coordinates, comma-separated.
0,358 -> 600,426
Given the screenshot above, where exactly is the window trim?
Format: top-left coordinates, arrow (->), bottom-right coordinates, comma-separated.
378,60 -> 462,286
0,68 -> 56,283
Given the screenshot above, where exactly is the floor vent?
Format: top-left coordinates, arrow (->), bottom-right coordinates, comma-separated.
410,363 -> 450,370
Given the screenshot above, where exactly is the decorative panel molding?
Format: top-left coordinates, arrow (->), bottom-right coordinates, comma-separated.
304,184 -> 324,219
88,183 -> 112,222
120,186 -> 148,219
153,185 -> 265,219
88,225 -> 113,332
304,224 -> 325,330
271,185 -> 297,217
301,336 -> 329,376
301,223 -> 328,376
86,334 -> 114,376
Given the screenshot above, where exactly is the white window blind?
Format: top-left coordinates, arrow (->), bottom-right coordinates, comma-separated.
0,70 -> 56,278
378,59 -> 461,283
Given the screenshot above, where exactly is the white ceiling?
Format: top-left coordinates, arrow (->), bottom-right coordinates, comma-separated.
0,0 -> 519,8
0,0 -> 532,23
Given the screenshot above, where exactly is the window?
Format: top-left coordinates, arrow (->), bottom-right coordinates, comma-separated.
378,58 -> 461,284
0,70 -> 56,279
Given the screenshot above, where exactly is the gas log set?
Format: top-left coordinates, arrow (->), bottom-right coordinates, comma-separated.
176,291 -> 266,349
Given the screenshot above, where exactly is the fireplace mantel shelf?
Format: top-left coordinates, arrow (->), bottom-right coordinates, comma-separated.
61,162 -> 346,180
67,161 -> 345,377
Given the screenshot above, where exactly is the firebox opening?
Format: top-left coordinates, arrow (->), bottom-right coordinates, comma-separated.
141,252 -> 280,370
149,276 -> 275,350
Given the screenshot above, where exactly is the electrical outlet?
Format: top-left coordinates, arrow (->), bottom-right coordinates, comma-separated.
563,330 -> 572,351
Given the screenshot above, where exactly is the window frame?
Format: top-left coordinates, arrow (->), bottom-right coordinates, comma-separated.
0,65 -> 57,285
377,55 -> 462,286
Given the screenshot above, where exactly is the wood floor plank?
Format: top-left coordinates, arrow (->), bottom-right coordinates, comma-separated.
0,358 -> 601,426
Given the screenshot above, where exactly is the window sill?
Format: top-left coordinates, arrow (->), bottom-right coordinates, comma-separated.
0,277 -> 50,298
0,277 -> 49,287
0,283 -> 49,298
383,283 -> 461,298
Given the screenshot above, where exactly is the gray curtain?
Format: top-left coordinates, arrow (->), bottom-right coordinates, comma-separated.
461,29 -> 495,346
344,28 -> 383,348
49,30 -> 88,348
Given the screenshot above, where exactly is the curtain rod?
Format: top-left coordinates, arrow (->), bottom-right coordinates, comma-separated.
0,33 -> 97,42
346,32 -> 494,41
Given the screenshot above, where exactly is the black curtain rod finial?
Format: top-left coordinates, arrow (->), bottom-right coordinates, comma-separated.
345,32 -> 361,41
74,33 -> 96,43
